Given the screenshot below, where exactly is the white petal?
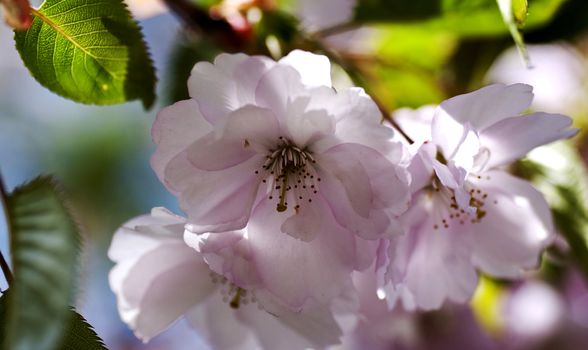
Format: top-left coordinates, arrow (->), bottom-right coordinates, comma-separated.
317,143 -> 410,239
173,155 -> 265,234
255,64 -> 306,122
108,209 -> 215,341
393,105 -> 436,145
186,106 -> 280,171
247,198 -> 357,310
438,83 -> 534,131
479,112 -> 578,169
278,50 -> 332,87
186,230 -> 261,288
188,54 -> 248,123
286,100 -> 335,148
240,290 -> 343,349
108,207 -> 185,263
470,171 -> 554,278
431,110 -> 481,170
187,54 -> 274,124
388,217 -> 478,310
185,294 -> 258,350
151,100 -> 213,184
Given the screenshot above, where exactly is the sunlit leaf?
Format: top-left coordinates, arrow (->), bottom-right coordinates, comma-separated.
3,177 -> 80,350
14,0 -> 156,108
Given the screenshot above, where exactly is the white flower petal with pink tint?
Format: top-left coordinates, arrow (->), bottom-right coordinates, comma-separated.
150,99 -> 212,184
278,50 -> 332,87
436,83 -> 533,131
108,208 -> 214,341
470,171 -> 554,277
478,112 -> 577,169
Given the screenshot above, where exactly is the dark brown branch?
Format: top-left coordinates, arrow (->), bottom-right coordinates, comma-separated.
0,173 -> 14,286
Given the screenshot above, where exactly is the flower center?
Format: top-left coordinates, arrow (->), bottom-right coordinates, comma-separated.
257,137 -> 321,213
430,177 -> 490,230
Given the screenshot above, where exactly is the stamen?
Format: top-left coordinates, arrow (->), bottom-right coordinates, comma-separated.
259,138 -> 320,213
230,287 -> 243,309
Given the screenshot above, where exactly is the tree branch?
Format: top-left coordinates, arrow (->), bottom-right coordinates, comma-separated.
0,172 -> 14,287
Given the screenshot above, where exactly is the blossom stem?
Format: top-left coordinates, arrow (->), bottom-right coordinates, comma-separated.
0,172 -> 14,287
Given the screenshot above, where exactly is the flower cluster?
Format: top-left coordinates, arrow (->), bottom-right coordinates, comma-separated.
109,50 -> 577,348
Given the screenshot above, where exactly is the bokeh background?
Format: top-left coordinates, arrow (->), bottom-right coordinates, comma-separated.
2,0 -> 588,349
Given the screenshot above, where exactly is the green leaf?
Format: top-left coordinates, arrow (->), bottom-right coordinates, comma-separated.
1,293 -> 108,350
14,0 -> 156,108
56,308 -> 108,350
3,177 -> 80,350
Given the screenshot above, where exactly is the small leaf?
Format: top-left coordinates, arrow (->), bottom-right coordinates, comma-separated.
14,0 -> 156,108
3,177 -> 80,350
1,293 -> 108,350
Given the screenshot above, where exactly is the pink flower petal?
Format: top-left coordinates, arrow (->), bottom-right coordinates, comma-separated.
247,198 -> 357,310
438,83 -> 534,131
470,170 -> 554,278
151,100 -> 212,183
171,155 -> 265,233
255,64 -> 306,122
479,112 -> 578,169
188,54 -> 274,124
387,202 -> 478,310
108,209 -> 215,341
278,50 -> 332,87
317,143 -> 410,239
186,106 -> 280,171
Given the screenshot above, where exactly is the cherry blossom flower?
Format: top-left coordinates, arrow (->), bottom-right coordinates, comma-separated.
380,83 -> 578,310
108,207 -> 346,349
152,49 -> 409,242
152,50 -> 410,310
